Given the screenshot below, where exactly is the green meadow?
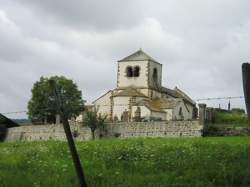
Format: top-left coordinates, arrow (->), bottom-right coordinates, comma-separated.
1,137 -> 250,187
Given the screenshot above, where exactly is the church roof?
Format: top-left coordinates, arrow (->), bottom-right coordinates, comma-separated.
145,104 -> 165,113
0,113 -> 19,128
157,98 -> 182,109
135,99 -> 165,112
118,49 -> 158,63
113,87 -> 148,98
173,87 -> 196,105
160,86 -> 196,106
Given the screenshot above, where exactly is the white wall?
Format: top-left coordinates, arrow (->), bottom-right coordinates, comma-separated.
113,96 -> 130,120
164,109 -> 173,120
172,101 -> 193,120
151,111 -> 166,120
131,106 -> 150,119
117,60 -> 148,88
148,61 -> 162,88
94,91 -> 112,118
185,103 -> 194,119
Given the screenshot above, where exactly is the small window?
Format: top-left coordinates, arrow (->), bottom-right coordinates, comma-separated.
179,107 -> 184,120
153,68 -> 158,82
134,66 -> 140,77
126,66 -> 133,77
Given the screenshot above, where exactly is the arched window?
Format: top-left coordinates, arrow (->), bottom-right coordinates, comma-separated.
153,68 -> 158,82
133,66 -> 140,77
179,107 -> 183,116
126,66 -> 133,77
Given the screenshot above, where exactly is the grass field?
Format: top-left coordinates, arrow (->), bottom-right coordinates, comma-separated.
1,137 -> 250,187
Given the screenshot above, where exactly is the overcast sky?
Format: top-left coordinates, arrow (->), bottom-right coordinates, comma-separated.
0,0 -> 249,118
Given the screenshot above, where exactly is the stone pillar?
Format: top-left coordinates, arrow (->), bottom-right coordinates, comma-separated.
56,114 -> 60,124
242,63 -> 250,125
198,104 -> 206,127
206,107 -> 213,123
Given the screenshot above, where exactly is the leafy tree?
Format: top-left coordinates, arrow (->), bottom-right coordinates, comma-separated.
83,108 -> 107,139
28,76 -> 84,124
231,108 -> 245,114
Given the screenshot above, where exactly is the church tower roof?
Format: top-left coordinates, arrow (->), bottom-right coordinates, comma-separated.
118,49 -> 158,63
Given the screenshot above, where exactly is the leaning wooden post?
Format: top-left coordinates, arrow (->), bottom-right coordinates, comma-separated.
50,80 -> 87,187
242,63 -> 250,125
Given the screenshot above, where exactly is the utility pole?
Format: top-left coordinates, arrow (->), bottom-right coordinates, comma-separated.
242,63 -> 250,125
50,80 -> 87,187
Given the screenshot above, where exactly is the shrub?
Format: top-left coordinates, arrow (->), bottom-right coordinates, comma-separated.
214,111 -> 248,125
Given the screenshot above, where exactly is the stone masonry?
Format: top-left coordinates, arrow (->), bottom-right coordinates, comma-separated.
5,123 -> 92,142
105,120 -> 202,138
5,120 -> 203,142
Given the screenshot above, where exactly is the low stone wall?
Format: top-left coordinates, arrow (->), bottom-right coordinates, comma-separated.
5,123 -> 92,142
204,125 -> 250,136
105,120 -> 202,138
4,120 -> 203,142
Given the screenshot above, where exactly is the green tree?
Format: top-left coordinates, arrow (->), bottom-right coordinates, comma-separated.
83,108 -> 107,139
28,76 -> 84,124
231,108 -> 245,114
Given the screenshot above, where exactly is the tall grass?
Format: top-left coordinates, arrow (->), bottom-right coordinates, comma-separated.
1,137 -> 250,186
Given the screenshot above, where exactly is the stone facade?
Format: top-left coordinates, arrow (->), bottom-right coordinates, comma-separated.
5,120 -> 203,142
5,123 -> 92,142
105,121 -> 202,138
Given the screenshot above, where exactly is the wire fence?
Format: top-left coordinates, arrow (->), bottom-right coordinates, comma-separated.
1,95 -> 245,119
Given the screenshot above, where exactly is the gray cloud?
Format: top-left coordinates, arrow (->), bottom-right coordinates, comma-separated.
0,0 -> 249,118
10,0 -> 145,31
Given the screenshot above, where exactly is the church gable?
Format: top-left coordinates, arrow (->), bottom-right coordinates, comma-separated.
118,49 -> 157,62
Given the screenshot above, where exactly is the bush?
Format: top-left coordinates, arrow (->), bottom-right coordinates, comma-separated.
214,111 -> 248,125
231,108 -> 245,114
114,132 -> 121,138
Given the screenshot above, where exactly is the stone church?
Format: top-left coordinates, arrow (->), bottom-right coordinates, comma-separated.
91,49 -> 197,122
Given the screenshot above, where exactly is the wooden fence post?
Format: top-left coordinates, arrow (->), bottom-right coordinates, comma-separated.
242,63 -> 250,125
50,80 -> 87,187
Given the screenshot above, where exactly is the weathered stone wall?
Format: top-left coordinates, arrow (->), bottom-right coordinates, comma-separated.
5,120 -> 203,142
105,120 -> 202,138
5,123 -> 92,142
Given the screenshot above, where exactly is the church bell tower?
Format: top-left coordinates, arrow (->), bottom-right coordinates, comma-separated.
117,49 -> 162,89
